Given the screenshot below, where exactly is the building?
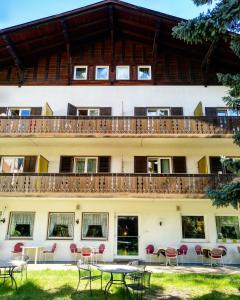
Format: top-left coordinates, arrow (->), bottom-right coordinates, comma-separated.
0,0 -> 239,264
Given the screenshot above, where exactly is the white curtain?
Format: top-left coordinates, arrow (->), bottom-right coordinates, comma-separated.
9,212 -> 34,237
48,213 -> 74,238
82,213 -> 108,239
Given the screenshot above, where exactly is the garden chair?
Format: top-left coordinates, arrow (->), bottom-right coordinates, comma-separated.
145,244 -> 157,264
11,242 -> 24,258
209,248 -> 223,267
195,245 -> 204,264
76,259 -> 102,295
178,244 -> 188,265
70,243 -> 81,261
10,255 -> 29,281
126,270 -> 152,299
165,247 -> 178,266
80,246 -> 93,264
126,260 -> 146,282
42,243 -> 57,262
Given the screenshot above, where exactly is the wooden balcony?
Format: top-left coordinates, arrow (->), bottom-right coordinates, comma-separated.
0,116 -> 239,138
0,173 -> 234,198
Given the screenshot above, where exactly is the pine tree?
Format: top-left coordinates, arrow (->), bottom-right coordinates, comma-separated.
173,0 -> 240,209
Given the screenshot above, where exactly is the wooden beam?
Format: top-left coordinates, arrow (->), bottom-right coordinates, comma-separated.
109,5 -> 115,73
2,34 -> 24,85
152,22 -> 161,84
60,19 -> 72,85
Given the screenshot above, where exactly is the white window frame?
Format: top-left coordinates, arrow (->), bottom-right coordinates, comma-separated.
73,66 -> 88,80
7,211 -> 35,240
147,157 -> 172,174
81,212 -> 109,240
116,66 -> 130,80
215,214 -> 240,243
78,108 -> 100,116
95,66 -> 109,80
147,108 -> 170,117
47,212 -> 75,240
74,157 -> 98,173
0,156 -> 25,173
137,65 -> 152,80
180,214 -> 208,242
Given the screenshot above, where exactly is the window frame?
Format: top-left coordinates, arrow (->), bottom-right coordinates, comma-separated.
73,66 -> 88,80
215,214 -> 240,243
78,108 -> 100,116
47,212 -> 75,240
147,108 -> 170,117
137,65 -> 152,80
74,157 -> 98,174
7,211 -> 35,240
0,156 -> 25,173
147,157 -> 172,174
95,66 -> 109,80
81,212 -> 109,241
181,215 -> 207,242
116,65 -> 130,80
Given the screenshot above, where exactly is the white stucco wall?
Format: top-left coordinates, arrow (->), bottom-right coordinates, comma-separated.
0,85 -> 228,115
0,198 -> 239,264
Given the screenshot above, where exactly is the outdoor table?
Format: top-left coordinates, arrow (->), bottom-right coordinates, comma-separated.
0,261 -> 17,290
97,264 -> 139,299
22,246 -> 44,264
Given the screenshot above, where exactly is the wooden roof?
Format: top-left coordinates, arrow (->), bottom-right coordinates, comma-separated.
0,0 -> 238,72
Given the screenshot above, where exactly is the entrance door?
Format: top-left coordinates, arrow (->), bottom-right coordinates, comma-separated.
116,215 -> 139,257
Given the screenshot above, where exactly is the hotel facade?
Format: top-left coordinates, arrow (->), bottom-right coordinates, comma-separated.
0,0 -> 240,263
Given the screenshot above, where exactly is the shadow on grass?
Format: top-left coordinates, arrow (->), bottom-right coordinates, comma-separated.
0,281 -> 141,300
192,291 -> 240,300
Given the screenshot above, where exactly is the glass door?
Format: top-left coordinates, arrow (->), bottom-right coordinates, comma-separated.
116,216 -> 139,257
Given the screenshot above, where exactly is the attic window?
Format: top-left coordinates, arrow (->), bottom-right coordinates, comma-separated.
96,66 -> 109,80
8,109 -> 31,117
138,66 -> 151,80
74,66 -> 88,80
116,66 -> 130,80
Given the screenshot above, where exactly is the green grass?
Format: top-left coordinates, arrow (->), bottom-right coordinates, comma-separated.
0,270 -> 240,299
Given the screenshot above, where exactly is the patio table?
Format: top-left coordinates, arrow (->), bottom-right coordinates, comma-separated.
22,246 -> 44,264
0,261 -> 18,290
97,264 -> 139,299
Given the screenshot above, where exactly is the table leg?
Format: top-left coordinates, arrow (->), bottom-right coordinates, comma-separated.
22,248 -> 25,260
9,267 -> 17,290
35,248 -> 38,264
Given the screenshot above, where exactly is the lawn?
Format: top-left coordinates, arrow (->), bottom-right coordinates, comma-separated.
0,270 -> 240,300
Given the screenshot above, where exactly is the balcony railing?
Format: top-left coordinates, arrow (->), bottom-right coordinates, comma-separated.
0,116 -> 239,137
0,173 -> 234,197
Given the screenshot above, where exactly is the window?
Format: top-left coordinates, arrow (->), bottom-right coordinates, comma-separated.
74,157 -> 97,173
147,108 -> 170,117
0,157 -> 24,173
138,66 -> 151,80
48,213 -> 74,239
82,212 -> 108,240
182,216 -> 205,239
96,66 -> 109,80
8,109 -> 31,116
116,66 -> 130,80
8,212 -> 35,239
216,216 -> 240,241
147,157 -> 171,174
217,108 -> 239,117
73,66 -> 88,80
78,108 -> 100,116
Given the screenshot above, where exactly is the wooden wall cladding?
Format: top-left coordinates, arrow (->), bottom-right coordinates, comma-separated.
0,36 -> 232,86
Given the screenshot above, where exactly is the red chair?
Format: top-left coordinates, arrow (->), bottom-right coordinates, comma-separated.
195,245 -> 203,264
218,245 -> 227,257
178,244 -> 188,265
43,243 -> 57,262
209,248 -> 223,267
12,242 -> 24,258
165,247 -> 178,266
80,247 -> 93,264
146,244 -> 157,264
70,243 -> 81,261
98,244 -> 105,262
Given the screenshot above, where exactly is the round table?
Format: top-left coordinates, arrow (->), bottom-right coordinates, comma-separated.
97,264 -> 139,299
0,261 -> 18,290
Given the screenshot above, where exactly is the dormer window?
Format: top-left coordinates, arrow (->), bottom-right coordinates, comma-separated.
73,66 -> 88,80
96,66 -> 109,80
116,66 -> 130,80
8,108 -> 31,117
78,108 -> 100,116
138,66 -> 151,80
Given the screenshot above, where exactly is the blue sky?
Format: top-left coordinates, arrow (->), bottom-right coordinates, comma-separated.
0,0 -> 213,29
